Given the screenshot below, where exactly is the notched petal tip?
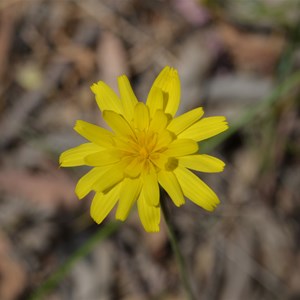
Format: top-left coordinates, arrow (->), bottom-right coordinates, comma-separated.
178,115 -> 229,141
117,74 -> 127,81
145,226 -> 160,233
58,156 -> 69,168
59,143 -> 100,167
174,166 -> 220,211
90,82 -> 98,94
147,66 -> 181,117
73,119 -> 87,132
173,199 -> 185,208
219,162 -> 226,171
90,81 -> 123,114
179,154 -> 226,173
224,121 -> 229,130
160,65 -> 177,76
206,199 -> 220,212
141,217 -> 161,233
115,215 -> 126,222
73,119 -> 81,130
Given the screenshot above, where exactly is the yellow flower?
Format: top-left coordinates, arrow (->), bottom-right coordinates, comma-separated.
59,66 -> 228,232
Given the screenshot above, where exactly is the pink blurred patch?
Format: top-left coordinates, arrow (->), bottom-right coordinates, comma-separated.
173,0 -> 210,26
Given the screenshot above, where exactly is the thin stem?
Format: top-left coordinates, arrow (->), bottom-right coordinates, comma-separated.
161,196 -> 196,300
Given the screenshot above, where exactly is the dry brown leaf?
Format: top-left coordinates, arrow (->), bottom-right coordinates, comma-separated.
0,231 -> 26,300
58,45 -> 96,77
97,31 -> 129,93
0,168 -> 77,210
219,22 -> 285,74
0,4 -> 20,80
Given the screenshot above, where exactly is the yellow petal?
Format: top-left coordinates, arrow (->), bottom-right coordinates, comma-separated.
103,110 -> 134,137
74,120 -> 113,147
146,86 -> 165,117
92,165 -> 124,193
137,191 -> 160,232
75,167 -> 108,199
164,139 -> 198,157
179,154 -> 225,173
157,170 -> 185,207
90,183 -> 121,224
142,172 -> 159,206
178,116 -> 228,141
122,156 -> 142,178
59,143 -> 103,167
85,151 -> 120,167
167,107 -> 204,135
154,129 -> 174,151
147,66 -> 180,116
117,75 -> 138,121
115,177 -> 141,221
149,110 -> 169,132
174,166 -> 220,211
90,81 -> 123,114
133,102 -> 150,130
151,152 -> 169,170
113,135 -> 136,153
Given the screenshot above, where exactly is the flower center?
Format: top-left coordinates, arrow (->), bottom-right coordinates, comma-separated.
113,108 -> 177,176
134,130 -> 157,161
139,146 -> 149,159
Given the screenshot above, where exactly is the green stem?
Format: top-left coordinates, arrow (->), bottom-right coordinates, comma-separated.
161,197 -> 196,300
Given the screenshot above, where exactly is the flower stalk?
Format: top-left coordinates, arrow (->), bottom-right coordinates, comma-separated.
161,194 -> 196,300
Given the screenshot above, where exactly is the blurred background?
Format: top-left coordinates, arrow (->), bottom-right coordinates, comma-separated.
0,0 -> 299,299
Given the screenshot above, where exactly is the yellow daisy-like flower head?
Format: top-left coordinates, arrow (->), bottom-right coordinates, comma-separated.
60,66 -> 228,232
